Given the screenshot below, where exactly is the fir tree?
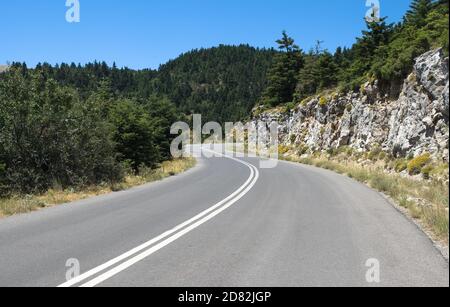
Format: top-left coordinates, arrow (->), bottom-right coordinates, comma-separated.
263,31 -> 304,106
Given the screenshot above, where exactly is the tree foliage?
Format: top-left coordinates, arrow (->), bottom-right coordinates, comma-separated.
263,32 -> 304,106
406,0 -> 435,27
0,69 -> 122,194
285,0 -> 448,102
155,44 -> 276,122
0,67 -> 180,195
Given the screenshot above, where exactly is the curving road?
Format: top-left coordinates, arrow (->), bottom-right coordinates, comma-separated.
0,146 -> 448,287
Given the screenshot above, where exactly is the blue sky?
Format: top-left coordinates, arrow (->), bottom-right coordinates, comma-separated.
0,0 -> 412,69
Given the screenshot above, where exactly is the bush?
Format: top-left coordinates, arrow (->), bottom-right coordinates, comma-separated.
326,148 -> 337,156
290,134 -> 297,144
394,160 -> 408,173
109,99 -> 161,171
297,144 -> 309,156
285,101 -> 296,112
368,146 -> 382,161
339,146 -> 354,157
278,145 -> 290,155
378,151 -> 387,161
407,153 -> 431,175
319,96 -> 328,107
421,165 -> 433,180
0,69 -> 123,195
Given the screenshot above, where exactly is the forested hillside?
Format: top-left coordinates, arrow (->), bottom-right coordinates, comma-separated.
0,45 -> 275,196
155,45 -> 276,122
262,0 -> 449,107
6,44 -> 275,122
0,67 -> 179,196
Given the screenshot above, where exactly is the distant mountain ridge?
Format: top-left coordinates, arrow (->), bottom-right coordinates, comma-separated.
3,45 -> 277,123
155,45 -> 277,122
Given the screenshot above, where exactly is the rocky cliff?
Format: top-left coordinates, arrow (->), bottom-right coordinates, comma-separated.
251,49 -> 449,162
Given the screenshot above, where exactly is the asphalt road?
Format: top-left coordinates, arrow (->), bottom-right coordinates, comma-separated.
0,146 -> 448,287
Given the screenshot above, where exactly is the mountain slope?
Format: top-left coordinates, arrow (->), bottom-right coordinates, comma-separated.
153,45 -> 277,122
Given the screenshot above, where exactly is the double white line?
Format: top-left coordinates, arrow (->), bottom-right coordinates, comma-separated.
58,150 -> 259,287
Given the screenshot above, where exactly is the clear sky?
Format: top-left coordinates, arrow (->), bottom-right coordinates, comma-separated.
0,0 -> 412,70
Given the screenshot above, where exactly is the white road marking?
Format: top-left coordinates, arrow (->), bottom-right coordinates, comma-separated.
58,149 -> 259,287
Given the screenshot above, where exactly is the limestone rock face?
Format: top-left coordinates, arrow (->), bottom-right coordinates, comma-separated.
250,49 -> 449,162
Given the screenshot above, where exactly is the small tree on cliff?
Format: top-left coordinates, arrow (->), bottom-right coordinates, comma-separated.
263,31 -> 304,107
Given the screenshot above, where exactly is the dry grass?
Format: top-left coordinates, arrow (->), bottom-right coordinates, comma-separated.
0,158 -> 196,218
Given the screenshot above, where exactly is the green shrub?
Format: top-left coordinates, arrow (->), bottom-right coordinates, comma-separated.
290,134 -> 297,144
394,160 -> 408,173
285,101 -> 296,112
319,96 -> 328,107
326,148 -> 337,156
407,153 -> 431,175
421,165 -> 433,180
297,144 -> 309,155
343,146 -> 354,157
430,163 -> 449,178
278,145 -> 290,155
378,151 -> 387,161
368,146 -> 382,161
0,69 -> 123,194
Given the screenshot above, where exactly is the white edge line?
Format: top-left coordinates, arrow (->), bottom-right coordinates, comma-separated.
58,149 -> 258,287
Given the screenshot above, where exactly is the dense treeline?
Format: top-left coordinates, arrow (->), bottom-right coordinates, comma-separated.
7,44 -> 276,122
0,67 -> 179,196
0,45 -> 275,196
263,0 -> 449,106
154,45 -> 276,122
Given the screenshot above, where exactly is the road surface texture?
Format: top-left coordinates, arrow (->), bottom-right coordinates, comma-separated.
0,146 -> 448,287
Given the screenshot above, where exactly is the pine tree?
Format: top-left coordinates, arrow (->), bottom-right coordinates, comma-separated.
343,17 -> 393,85
358,17 -> 394,58
263,31 -> 304,106
316,52 -> 338,90
295,50 -> 338,100
406,0 -> 435,27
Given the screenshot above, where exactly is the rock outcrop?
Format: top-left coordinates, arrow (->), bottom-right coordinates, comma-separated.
251,49 -> 449,162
